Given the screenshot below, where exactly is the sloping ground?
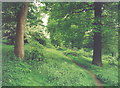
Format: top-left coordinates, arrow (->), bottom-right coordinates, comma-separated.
2,44 -> 96,86
65,55 -> 103,87
46,48 -> 104,87
66,54 -> 118,86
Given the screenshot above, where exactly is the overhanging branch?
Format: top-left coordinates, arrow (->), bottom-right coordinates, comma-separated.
63,8 -> 93,20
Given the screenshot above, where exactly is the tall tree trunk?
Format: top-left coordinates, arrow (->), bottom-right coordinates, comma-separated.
14,2 -> 28,58
92,2 -> 103,66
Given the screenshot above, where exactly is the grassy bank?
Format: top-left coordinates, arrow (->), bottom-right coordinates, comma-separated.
64,49 -> 118,86
2,44 -> 96,86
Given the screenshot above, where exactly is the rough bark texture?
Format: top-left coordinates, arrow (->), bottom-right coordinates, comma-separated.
92,2 -> 103,66
14,2 -> 28,58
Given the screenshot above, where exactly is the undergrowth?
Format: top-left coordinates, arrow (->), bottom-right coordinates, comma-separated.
64,49 -> 118,86
2,44 -> 96,86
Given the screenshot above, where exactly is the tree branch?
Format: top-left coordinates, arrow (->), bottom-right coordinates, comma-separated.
63,8 -> 93,20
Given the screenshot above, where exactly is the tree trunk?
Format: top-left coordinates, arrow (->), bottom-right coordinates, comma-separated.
14,2 -> 28,58
92,2 -> 103,66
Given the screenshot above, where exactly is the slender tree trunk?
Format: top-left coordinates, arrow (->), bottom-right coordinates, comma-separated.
92,2 -> 103,66
14,2 -> 28,58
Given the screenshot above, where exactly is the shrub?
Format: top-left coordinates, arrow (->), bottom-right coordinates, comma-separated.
24,41 -> 45,61
64,49 -> 79,56
2,45 -> 18,61
102,55 -> 118,66
45,43 -> 55,48
78,48 -> 93,57
28,40 -> 44,49
45,40 -> 55,49
57,47 -> 67,51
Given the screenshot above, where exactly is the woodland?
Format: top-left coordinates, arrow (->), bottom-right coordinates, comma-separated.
2,2 -> 119,87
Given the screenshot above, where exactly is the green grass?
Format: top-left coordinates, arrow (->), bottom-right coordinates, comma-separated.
2,43 -> 118,86
65,51 -> 118,86
2,44 -> 96,86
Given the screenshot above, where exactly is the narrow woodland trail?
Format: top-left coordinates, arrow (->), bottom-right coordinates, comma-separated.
65,56 -> 104,88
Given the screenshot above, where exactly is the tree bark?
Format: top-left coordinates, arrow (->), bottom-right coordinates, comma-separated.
92,2 -> 103,66
14,2 -> 28,58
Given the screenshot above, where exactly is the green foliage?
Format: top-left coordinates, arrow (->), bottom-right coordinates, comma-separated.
45,40 -> 55,48
46,2 -> 94,49
2,3 -> 18,45
64,48 -> 92,57
24,41 -> 45,61
25,27 -> 51,48
3,60 -> 32,86
45,2 -> 118,54
31,32 -> 47,45
2,2 -> 45,45
78,48 -> 93,57
25,27 -> 54,48
3,44 -> 118,86
64,49 -> 79,56
57,47 -> 67,51
27,3 -> 43,26
65,50 -> 118,86
3,44 -> 96,86
102,29 -> 118,56
2,44 -> 17,60
102,55 -> 118,66
2,2 -> 119,87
